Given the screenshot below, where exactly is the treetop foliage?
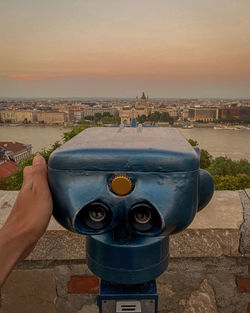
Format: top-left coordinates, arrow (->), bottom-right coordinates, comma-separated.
137,111 -> 174,124
188,138 -> 250,190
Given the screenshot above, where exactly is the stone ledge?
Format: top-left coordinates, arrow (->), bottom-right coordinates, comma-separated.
0,190 -> 246,260
239,189 -> 250,256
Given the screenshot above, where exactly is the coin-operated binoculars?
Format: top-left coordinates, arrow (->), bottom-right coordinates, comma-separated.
48,126 -> 214,313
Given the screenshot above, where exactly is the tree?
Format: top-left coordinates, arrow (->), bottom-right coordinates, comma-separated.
200,149 -> 212,169
169,118 -> 174,125
160,112 -> 170,122
188,139 -> 198,147
207,157 -> 250,176
149,112 -> 161,122
94,113 -> 102,123
63,126 -> 87,142
188,139 -> 212,169
103,112 -> 111,117
137,115 -> 146,124
85,116 -> 94,121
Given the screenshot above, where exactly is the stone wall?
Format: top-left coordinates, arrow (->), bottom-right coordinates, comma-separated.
0,190 -> 250,313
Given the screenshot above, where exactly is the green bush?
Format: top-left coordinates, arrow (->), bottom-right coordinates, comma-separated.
63,126 -> 87,142
188,139 -> 250,190
207,157 -> 250,176
213,174 -> 250,190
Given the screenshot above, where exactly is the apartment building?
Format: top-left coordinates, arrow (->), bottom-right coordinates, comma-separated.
0,142 -> 32,164
36,112 -> 66,124
0,110 -> 34,123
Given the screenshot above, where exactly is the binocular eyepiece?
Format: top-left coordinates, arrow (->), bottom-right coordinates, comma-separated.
130,203 -> 161,232
75,202 -> 112,231
74,201 -> 161,234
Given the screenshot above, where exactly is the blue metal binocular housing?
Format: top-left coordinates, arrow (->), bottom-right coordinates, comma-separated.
48,126 -> 214,311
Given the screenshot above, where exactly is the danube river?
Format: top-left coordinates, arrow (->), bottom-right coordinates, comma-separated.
0,125 -> 249,160
0,125 -> 72,153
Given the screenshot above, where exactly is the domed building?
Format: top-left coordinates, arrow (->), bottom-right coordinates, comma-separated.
119,92 -> 151,125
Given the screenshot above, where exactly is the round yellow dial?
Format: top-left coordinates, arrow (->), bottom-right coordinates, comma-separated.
111,176 -> 132,196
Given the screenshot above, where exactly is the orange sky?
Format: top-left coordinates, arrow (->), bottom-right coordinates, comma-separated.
0,0 -> 250,97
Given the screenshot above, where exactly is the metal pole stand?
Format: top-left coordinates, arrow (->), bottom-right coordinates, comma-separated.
98,279 -> 158,313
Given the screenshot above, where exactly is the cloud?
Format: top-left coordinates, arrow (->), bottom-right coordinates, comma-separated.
7,71 -> 120,81
7,74 -> 59,81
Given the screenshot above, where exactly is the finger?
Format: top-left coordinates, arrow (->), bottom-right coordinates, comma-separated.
22,166 -> 33,188
32,155 -> 49,190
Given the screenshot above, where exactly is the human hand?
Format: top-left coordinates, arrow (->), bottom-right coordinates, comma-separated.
0,155 -> 53,287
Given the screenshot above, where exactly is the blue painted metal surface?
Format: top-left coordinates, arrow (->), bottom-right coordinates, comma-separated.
87,234 -> 169,284
48,126 -> 214,288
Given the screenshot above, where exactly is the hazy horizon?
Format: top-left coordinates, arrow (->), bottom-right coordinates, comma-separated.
1,96 -> 250,101
1,0 -> 250,98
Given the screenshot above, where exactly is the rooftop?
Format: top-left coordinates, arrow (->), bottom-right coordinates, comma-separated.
0,161 -> 19,177
0,141 -> 31,153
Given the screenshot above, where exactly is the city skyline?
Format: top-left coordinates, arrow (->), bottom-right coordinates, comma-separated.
0,0 -> 250,98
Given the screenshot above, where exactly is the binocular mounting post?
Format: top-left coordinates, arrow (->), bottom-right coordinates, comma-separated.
98,279 -> 158,313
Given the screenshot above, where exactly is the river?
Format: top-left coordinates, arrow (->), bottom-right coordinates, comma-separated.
0,125 -> 72,153
0,125 -> 249,160
179,128 -> 250,160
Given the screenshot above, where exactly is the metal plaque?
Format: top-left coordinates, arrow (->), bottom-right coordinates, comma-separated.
101,299 -> 155,313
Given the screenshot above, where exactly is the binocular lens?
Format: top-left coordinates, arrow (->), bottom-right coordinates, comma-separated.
133,207 -> 152,224
75,202 -> 111,231
130,203 -> 156,232
89,206 -> 106,222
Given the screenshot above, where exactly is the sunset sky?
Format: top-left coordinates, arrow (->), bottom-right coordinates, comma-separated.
0,0 -> 250,98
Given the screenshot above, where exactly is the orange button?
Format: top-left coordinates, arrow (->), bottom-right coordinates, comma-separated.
111,176 -> 132,196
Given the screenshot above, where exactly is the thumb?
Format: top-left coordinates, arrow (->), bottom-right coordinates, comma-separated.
32,155 -> 48,190
22,166 -> 33,188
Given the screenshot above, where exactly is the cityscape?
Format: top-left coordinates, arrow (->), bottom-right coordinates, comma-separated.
0,94 -> 250,127
0,92 -> 250,177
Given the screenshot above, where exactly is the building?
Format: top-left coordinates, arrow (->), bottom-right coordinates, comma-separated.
119,107 -> 149,125
60,109 -> 75,123
37,112 -> 66,124
0,110 -> 34,123
151,107 -> 179,120
188,108 -> 220,122
136,92 -> 150,107
14,111 -> 33,123
67,109 -> 75,123
221,106 -> 250,121
182,109 -> 189,120
74,110 -> 84,122
0,110 -> 14,122
0,161 -> 19,177
119,92 -> 151,125
0,142 -> 32,164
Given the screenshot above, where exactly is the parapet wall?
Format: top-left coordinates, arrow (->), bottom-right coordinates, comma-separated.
0,190 -> 250,313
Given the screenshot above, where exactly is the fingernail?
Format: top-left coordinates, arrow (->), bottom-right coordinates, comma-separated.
33,155 -> 45,165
